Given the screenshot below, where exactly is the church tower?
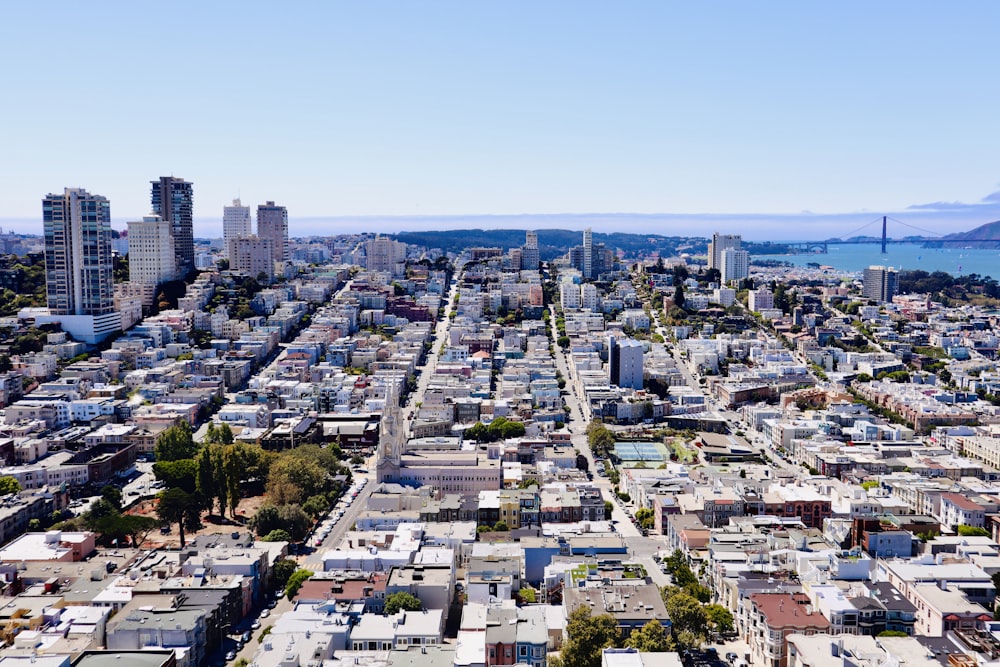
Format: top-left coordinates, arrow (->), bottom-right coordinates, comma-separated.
376,387 -> 403,483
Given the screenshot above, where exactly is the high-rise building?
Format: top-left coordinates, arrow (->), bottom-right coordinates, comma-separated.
521,230 -> 540,271
256,201 -> 288,265
583,228 -> 594,279
230,236 -> 275,281
720,248 -> 750,284
41,188 -> 121,343
223,198 -> 252,262
609,336 -> 644,390
150,176 -> 194,277
366,235 -> 406,276
748,288 -> 774,312
127,214 -> 176,299
863,265 -> 899,303
708,233 -> 741,271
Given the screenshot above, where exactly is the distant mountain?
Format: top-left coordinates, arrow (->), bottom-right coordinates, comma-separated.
393,229 -> 707,260
929,220 -> 1000,248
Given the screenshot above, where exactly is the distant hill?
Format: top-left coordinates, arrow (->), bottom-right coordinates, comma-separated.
928,220 -> 1000,248
393,229 -> 706,260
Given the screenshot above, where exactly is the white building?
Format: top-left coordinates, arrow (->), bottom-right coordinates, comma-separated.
720,248 -> 749,284
748,288 -> 774,312
231,236 -> 275,280
223,198 -> 252,262
128,214 -> 177,286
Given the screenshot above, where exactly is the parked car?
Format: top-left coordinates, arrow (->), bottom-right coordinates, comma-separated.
225,652 -> 236,661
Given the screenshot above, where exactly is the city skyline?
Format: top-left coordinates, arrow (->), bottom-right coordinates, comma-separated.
2,3 -> 1000,240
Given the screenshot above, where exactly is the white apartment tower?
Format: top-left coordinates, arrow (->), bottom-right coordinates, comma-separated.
720,248 -> 750,283
223,198 -> 252,262
127,214 -> 176,295
583,227 -> 594,279
366,235 -> 406,276
708,233 -> 742,271
41,188 -> 121,343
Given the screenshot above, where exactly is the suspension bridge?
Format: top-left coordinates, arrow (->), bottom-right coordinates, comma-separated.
771,217 -> 957,254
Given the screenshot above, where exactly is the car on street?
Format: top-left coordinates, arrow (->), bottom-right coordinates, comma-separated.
260,609 -> 270,618
225,652 -> 236,661
251,620 -> 261,629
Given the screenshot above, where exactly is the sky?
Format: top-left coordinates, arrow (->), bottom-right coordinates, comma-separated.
3,1 -> 1000,240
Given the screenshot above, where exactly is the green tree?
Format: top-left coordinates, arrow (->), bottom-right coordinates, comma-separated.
385,591 -> 423,614
586,420 -> 615,458
302,494 -> 330,519
493,521 -> 509,532
625,620 -> 671,652
263,529 -> 293,542
155,422 -> 197,461
549,607 -> 620,667
517,587 -> 537,604
957,525 -> 990,537
635,508 -> 655,530
250,504 -> 282,537
101,484 -> 123,510
662,590 -> 707,648
156,488 -> 203,548
153,458 -> 199,493
273,558 -> 298,589
704,604 -> 734,635
0,476 -> 22,495
285,568 -> 313,600
673,284 -> 685,310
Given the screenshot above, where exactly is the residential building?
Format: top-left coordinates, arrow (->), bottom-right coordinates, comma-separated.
127,214 -> 176,290
231,236 -> 275,281
862,266 -> 899,303
257,200 -> 288,265
366,235 -> 407,276
609,337 -> 643,390
708,233 -> 741,271
41,188 -> 121,343
746,593 -> 831,667
223,198 -> 252,262
720,248 -> 750,284
150,176 -> 194,277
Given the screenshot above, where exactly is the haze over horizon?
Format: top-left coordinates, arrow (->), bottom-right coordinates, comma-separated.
3,2 -> 999,242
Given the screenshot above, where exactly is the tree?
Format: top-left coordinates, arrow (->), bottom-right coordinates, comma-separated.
586,420 -> 615,458
153,458 -> 199,493
625,620 -> 671,652
101,484 -> 123,510
493,521 -> 509,532
285,568 -> 313,600
662,590 -> 706,648
550,607 -> 620,667
385,591 -> 423,614
704,604 -> 734,635
262,529 -> 293,542
156,488 -> 203,548
0,476 -> 21,495
957,525 -> 990,537
673,284 -> 685,310
273,558 -> 298,589
635,508 -> 655,530
517,587 -> 537,605
155,422 -> 197,461
302,494 -> 330,519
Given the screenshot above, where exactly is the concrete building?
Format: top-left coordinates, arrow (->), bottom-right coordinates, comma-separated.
366,235 -> 407,276
749,289 -> 775,313
231,236 -> 275,281
127,214 -> 176,290
40,188 -> 121,343
862,265 -> 899,303
223,198 -> 252,262
609,337 -> 643,390
150,176 -> 194,277
256,200 -> 288,265
720,248 -> 750,284
708,233 -> 741,271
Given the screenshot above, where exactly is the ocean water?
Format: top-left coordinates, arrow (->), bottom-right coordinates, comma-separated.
779,243 -> 1000,280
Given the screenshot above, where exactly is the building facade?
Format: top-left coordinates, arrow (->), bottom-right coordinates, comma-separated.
150,176 -> 194,277
862,265 -> 899,303
127,214 -> 176,289
223,198 -> 252,262
256,201 -> 288,265
42,188 -> 121,343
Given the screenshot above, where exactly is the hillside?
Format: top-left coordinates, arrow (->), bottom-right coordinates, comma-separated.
393,229 -> 706,260
930,220 -> 1000,248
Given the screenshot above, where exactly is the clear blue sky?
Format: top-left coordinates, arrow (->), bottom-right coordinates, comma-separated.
3,1 -> 1000,239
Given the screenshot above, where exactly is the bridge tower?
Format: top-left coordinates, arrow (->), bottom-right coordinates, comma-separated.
881,216 -> 887,254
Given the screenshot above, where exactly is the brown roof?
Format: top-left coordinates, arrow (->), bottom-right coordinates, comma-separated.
295,573 -> 387,602
941,493 -> 985,512
750,593 -> 831,631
